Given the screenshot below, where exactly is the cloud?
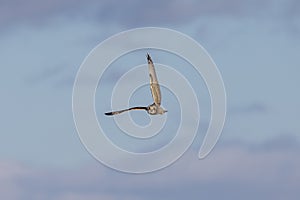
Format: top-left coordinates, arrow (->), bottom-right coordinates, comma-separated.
1,0 -> 299,30
229,102 -> 269,115
0,0 -> 83,28
1,136 -> 299,200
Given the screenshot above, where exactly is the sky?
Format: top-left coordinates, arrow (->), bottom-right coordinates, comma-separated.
1,0 -> 300,199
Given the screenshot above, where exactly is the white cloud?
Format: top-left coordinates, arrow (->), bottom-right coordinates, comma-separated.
1,138 -> 299,200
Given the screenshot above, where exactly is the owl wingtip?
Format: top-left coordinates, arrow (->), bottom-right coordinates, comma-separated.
146,53 -> 152,63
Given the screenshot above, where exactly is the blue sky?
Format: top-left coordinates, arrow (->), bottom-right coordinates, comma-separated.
1,0 -> 300,199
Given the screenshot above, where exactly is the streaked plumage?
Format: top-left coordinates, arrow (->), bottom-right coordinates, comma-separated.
105,53 -> 167,116
147,54 -> 161,106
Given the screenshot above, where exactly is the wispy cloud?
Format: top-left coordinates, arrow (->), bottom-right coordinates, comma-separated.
1,136 -> 299,200
229,102 -> 269,115
1,0 -> 299,30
